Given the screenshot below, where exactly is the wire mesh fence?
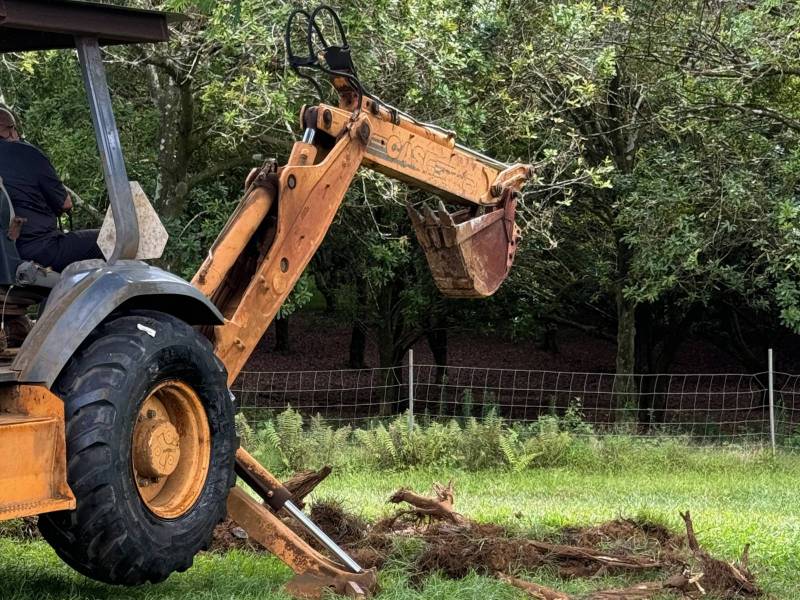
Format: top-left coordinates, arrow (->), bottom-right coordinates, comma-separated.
232,358 -> 800,448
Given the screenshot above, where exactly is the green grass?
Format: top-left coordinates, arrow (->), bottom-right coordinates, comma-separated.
1,450 -> 799,599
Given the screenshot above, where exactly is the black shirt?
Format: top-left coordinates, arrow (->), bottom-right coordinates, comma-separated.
0,139 -> 66,252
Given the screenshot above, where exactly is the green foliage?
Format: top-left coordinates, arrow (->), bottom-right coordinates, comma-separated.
355,415 -> 462,469
460,410 -> 507,470
234,412 -> 254,449
254,406 -> 351,471
247,405 -> 792,477
4,0 -> 800,376
247,405 -> 631,472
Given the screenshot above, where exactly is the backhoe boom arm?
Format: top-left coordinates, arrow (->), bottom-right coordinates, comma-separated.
193,101 -> 530,383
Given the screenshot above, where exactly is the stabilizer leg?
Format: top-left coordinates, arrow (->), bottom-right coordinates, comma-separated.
228,449 -> 377,599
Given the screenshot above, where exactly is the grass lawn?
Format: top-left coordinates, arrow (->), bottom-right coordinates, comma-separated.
1,451 -> 798,599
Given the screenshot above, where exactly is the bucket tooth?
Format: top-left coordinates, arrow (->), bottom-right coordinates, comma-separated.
406,205 -> 432,250
437,201 -> 456,227
423,205 -> 440,226
407,204 -> 424,227
422,205 -> 445,248
408,190 -> 518,298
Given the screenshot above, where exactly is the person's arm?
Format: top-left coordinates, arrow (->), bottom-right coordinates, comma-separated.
34,148 -> 70,215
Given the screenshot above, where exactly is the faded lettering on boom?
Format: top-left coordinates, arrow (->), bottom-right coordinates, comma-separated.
367,134 -> 477,197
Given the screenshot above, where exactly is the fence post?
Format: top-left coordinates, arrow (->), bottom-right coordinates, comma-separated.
408,349 -> 415,430
768,348 -> 776,454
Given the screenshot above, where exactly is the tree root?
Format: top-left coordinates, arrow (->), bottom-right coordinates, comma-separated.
526,540 -> 665,575
388,481 -> 465,524
283,465 -> 333,509
680,511 -> 760,598
496,573 -> 571,600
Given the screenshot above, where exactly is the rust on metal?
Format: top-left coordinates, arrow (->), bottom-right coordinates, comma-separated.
0,385 -> 75,520
132,380 -> 211,519
205,114 -> 370,384
189,61 -> 532,597
408,187 -> 520,298
315,102 -> 499,206
227,488 -> 378,599
198,103 -> 530,382
235,447 -> 290,493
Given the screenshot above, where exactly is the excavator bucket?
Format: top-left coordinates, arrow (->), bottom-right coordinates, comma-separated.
408,189 -> 519,298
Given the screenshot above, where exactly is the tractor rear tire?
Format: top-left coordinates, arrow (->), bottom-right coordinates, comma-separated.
38,310 -> 237,585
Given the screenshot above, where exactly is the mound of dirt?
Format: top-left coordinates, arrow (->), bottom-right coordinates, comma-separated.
209,518 -> 264,553
415,524 -> 545,579
309,500 -> 368,546
207,475 -> 760,600
562,518 -> 686,559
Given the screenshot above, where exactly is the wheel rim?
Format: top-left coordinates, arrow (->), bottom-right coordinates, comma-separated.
132,380 -> 211,519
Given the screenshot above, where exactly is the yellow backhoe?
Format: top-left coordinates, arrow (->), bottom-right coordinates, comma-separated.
0,2 -> 531,598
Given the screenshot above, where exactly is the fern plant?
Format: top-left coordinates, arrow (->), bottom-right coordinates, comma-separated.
459,409 -> 508,470
499,429 -> 541,472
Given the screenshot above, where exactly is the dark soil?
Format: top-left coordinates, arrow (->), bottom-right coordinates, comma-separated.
208,518 -> 263,553
244,312 -> 762,375
236,313 -> 800,436
561,518 -> 685,558
205,499 -> 757,598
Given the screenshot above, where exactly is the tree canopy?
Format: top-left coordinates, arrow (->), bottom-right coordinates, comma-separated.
2,0 -> 799,417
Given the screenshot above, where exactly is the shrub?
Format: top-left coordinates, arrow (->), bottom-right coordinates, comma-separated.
243,407 -> 778,475
254,406 -> 352,471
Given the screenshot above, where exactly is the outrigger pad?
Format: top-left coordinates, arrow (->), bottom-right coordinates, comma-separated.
408,189 -> 519,298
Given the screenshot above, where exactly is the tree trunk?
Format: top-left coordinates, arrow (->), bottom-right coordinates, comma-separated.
615,292 -> 637,418
635,304 -> 654,430
635,301 -> 698,430
426,327 -> 448,384
349,321 -> 367,369
146,63 -> 193,218
274,316 -> 290,354
376,319 -> 406,415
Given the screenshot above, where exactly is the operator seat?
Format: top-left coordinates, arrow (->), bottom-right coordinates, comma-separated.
0,177 -> 60,348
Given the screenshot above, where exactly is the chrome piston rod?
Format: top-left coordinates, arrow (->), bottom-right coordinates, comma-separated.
234,448 -> 363,574
283,499 -> 363,573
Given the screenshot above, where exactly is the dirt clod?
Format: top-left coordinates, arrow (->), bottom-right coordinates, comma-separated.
209,518 -> 263,553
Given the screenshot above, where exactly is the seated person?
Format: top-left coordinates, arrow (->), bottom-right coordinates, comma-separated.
0,107 -> 103,273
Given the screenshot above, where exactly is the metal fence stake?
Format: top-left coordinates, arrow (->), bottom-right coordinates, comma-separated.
408,349 -> 415,430
768,348 -> 776,454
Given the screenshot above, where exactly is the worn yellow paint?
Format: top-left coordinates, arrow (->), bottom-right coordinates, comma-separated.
0,385 -> 75,520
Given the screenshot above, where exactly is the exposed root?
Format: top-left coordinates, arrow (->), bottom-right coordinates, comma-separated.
586,580 -> 670,599
388,481 -> 464,524
680,511 -> 760,598
526,539 -> 666,577
283,465 -> 333,509
496,573 -> 571,600
207,478 -> 762,600
410,520 -> 667,581
309,500 -> 367,546
563,518 -> 685,559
